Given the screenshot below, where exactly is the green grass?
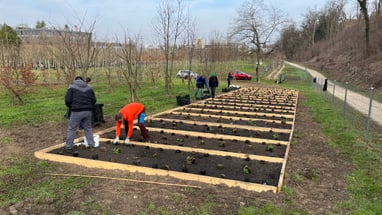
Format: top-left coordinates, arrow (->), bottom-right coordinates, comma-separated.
0,158 -> 90,207
239,65 -> 382,214
282,66 -> 382,214
1,63 -> 382,214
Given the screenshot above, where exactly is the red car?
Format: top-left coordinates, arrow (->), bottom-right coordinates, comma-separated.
230,71 -> 252,80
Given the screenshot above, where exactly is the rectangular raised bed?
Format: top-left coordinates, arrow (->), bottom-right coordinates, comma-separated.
35,87 -> 298,193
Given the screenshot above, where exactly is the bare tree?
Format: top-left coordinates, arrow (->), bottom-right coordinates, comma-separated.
230,0 -> 286,82
358,0 -> 370,56
116,34 -> 144,102
368,0 -> 382,15
153,0 -> 188,94
184,13 -> 196,90
321,0 -> 347,40
48,9 -> 99,83
278,23 -> 302,60
98,39 -> 118,92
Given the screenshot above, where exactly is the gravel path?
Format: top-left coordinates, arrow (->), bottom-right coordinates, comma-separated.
286,61 -> 382,127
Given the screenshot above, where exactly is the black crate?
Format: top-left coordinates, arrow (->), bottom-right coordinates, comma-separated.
176,94 -> 190,106
92,104 -> 105,126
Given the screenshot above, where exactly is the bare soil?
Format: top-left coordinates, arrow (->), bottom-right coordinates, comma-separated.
0,88 -> 354,215
50,139 -> 282,186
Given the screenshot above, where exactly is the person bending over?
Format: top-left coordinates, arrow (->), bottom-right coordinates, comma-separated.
113,102 -> 149,145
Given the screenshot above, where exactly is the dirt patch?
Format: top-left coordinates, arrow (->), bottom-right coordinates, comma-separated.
0,91 -> 354,215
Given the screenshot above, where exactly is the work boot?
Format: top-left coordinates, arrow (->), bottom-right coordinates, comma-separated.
86,145 -> 96,152
63,148 -> 79,156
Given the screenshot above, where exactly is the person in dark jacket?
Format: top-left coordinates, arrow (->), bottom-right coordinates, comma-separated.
64,76 -> 97,154
194,75 -> 208,99
227,72 -> 233,87
208,72 -> 219,98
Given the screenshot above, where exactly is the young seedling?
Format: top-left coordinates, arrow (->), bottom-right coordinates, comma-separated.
112,147 -> 121,155
272,133 -> 280,140
266,144 -> 274,152
218,141 -> 225,148
243,165 -> 251,174
185,156 -> 195,165
281,116 -> 287,124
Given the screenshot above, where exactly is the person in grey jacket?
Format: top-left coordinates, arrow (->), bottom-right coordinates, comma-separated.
64,76 -> 97,154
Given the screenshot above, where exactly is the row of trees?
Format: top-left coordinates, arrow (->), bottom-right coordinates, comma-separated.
1,0 -> 288,105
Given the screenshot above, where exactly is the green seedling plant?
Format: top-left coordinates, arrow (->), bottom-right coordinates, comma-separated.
207,126 -> 214,132
112,147 -> 121,155
218,141 -> 225,148
243,165 -> 251,174
185,156 -> 195,165
281,116 -> 287,124
272,133 -> 280,140
266,144 -> 274,152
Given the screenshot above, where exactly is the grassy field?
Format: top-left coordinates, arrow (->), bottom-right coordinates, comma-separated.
1,63 -> 382,214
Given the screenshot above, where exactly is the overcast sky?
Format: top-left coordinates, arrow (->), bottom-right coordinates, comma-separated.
0,0 -> 355,44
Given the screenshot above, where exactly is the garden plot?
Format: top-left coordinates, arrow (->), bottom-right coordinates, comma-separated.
35,87 -> 298,193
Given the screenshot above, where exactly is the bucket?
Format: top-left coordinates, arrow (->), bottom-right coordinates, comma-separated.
84,134 -> 100,147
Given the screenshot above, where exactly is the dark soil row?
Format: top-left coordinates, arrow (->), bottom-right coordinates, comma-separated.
50,141 -> 282,186
190,102 -> 295,112
219,96 -> 296,106
100,129 -> 286,158
152,112 -> 292,129
144,119 -> 290,142
165,109 -> 293,124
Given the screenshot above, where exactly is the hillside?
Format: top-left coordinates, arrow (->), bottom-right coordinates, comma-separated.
300,15 -> 382,90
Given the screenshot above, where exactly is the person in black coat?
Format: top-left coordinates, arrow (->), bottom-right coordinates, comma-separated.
227,72 -> 233,87
64,76 -> 97,154
209,72 -> 219,98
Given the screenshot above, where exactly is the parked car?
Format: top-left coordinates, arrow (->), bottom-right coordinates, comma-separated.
176,70 -> 199,79
230,71 -> 252,80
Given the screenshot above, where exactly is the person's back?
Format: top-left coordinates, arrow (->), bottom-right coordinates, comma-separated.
196,75 -> 203,85
64,76 -> 97,154
195,75 -> 207,98
209,72 -> 219,98
119,103 -> 145,121
65,78 -> 96,111
209,73 -> 218,88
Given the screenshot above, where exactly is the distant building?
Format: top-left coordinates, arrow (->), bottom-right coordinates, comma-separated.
194,38 -> 205,49
14,24 -> 91,45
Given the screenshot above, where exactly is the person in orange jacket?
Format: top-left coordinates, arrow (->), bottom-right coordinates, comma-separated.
113,102 -> 149,145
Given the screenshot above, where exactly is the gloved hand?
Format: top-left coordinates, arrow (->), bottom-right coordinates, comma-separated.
112,137 -> 119,145
124,138 -> 130,145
